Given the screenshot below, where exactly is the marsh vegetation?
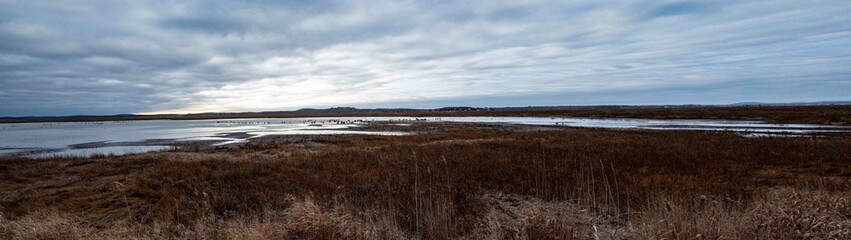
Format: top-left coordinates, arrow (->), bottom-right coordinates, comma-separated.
1,122 -> 850,239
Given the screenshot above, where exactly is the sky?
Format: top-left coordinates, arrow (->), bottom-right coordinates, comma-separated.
0,0 -> 850,117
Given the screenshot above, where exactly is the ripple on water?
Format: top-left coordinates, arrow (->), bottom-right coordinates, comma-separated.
1,116 -> 849,158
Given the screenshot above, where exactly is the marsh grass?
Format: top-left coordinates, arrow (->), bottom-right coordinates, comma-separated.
1,126 -> 850,239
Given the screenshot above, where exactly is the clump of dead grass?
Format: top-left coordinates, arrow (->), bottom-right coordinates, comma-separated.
473,193 -> 628,239
2,126 -> 850,239
0,212 -> 94,240
630,188 -> 851,239
752,188 -> 851,239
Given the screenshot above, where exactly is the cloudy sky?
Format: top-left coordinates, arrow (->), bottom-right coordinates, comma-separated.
1,0 -> 850,117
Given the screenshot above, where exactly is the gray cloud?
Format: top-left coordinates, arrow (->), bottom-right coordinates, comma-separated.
645,1 -> 713,19
0,0 -> 850,116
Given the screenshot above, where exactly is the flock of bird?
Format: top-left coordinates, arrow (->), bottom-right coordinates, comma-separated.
1,118 -> 439,130
210,118 -> 433,126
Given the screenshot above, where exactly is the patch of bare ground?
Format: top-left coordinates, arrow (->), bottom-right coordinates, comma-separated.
2,123 -> 850,239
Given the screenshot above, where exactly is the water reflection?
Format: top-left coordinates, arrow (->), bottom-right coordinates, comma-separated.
1,116 -> 848,158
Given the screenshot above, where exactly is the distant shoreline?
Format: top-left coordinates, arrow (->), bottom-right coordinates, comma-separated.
2,104 -> 851,126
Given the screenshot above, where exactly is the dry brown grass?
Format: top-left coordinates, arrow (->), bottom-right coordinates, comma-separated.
630,188 -> 851,239
1,124 -> 850,239
0,198 -> 407,240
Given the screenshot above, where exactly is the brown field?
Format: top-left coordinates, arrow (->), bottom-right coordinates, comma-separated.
2,122 -> 851,239
2,105 -> 851,126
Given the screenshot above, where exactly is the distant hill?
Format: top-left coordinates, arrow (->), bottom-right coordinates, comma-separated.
731,101 -> 851,106
1,101 -> 849,123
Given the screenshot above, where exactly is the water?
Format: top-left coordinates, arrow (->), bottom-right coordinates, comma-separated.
435,117 -> 851,135
25,146 -> 174,159
0,116 -> 848,158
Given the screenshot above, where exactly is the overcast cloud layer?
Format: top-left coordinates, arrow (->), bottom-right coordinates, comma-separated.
1,0 -> 850,116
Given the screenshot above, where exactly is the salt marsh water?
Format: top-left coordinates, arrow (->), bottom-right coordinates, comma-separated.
0,117 -> 848,158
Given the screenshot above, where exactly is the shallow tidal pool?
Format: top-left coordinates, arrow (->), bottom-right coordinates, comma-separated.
1,116 -> 848,158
